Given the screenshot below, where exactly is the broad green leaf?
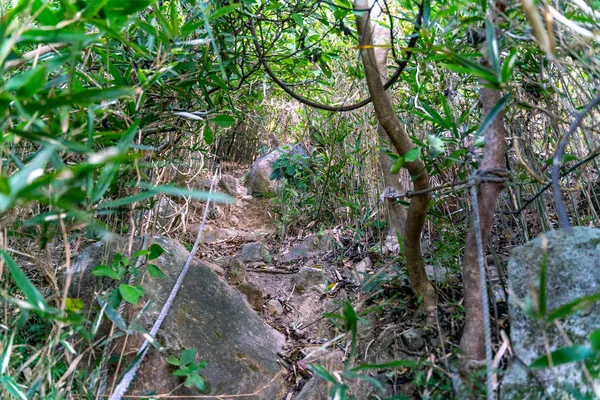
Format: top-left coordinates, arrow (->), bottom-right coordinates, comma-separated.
211,114 -> 236,127
119,284 -> 140,305
186,374 -> 205,390
5,65 -> 47,97
104,0 -> 155,17
167,354 -> 180,366
390,157 -> 404,174
148,243 -> 167,260
92,265 -> 120,280
148,263 -> 167,279
203,124 -> 214,144
404,147 -> 420,162
65,298 -> 84,312
530,346 -> 596,369
1,250 -> 48,313
180,348 -> 197,366
209,4 -> 240,21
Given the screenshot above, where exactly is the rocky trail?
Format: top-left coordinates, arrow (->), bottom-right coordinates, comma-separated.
68,156 -> 600,400
71,161 -> 454,400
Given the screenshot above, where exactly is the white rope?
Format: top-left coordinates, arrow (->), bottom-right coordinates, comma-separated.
109,171 -> 220,400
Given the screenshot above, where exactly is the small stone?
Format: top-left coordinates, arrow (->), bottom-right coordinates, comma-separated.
401,329 -> 425,351
239,282 -> 264,312
229,214 -> 240,226
239,242 -> 271,263
218,174 -> 238,197
293,268 -> 325,293
226,258 -> 247,285
424,264 -> 451,283
266,299 -> 284,317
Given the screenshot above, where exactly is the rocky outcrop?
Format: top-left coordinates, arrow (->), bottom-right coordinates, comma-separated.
245,148 -> 284,197
501,227 -> 600,399
72,235 -> 286,399
218,174 -> 238,197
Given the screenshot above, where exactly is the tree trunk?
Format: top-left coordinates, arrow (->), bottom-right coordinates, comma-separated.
354,0 -> 436,319
459,11 -> 507,371
372,18 -> 407,237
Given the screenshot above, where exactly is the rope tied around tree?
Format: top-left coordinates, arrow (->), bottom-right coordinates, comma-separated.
468,167 -> 509,400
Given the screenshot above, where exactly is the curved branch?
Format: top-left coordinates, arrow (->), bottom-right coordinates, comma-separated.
249,2 -> 423,112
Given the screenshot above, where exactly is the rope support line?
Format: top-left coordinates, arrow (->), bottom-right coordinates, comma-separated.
109,170 -> 220,400
469,168 -> 509,400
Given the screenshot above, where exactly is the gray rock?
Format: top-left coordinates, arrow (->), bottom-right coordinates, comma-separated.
226,258 -> 247,285
281,232 -> 336,263
401,329 -> 425,351
218,174 -> 238,197
238,282 -> 264,312
501,228 -> 600,400
72,235 -> 286,399
239,242 -> 272,263
293,268 -> 326,293
266,299 -> 284,317
245,148 -> 284,197
424,264 -> 452,283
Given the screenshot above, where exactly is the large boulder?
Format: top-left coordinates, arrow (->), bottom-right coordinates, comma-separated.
71,235 -> 286,399
245,144 -> 311,197
280,231 -> 336,263
501,227 -> 600,399
218,174 -> 238,197
245,148 -> 284,197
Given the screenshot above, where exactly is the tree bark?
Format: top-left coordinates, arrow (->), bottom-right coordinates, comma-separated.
372,17 -> 407,237
354,0 -> 436,318
459,16 -> 507,371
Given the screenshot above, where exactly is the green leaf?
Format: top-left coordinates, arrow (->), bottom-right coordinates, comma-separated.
65,298 -> 84,312
104,0 -> 155,17
92,265 -> 120,280
180,348 -> 197,366
404,147 -> 420,162
501,48 -> 518,83
134,249 -> 149,258
529,346 -> 596,369
389,157 -> 404,174
211,114 -> 236,127
97,295 -> 127,331
119,284 -> 140,305
203,124 -> 214,144
473,94 -> 511,139
167,354 -> 181,366
0,376 -> 27,400
135,285 -> 145,297
148,243 -> 167,260
148,264 -> 167,279
291,13 -> 304,27
485,17 -> 500,75
1,250 -> 48,313
310,363 -> 338,384
173,368 -> 188,377
5,65 -> 47,97
186,373 -> 205,390
352,359 -> 417,371
24,87 -> 135,113
209,4 -> 240,21
18,29 -> 96,44
547,293 -> 600,321
590,329 -> 600,352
